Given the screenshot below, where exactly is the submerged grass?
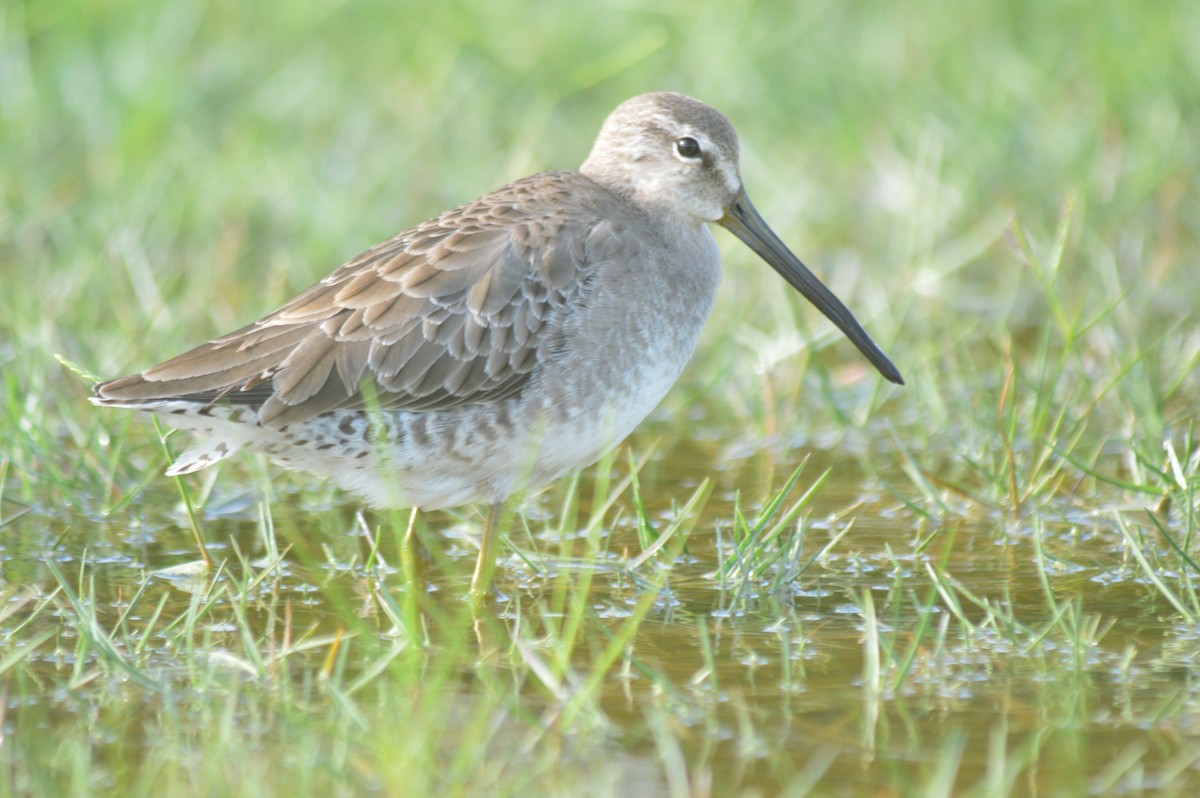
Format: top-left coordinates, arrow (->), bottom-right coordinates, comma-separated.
4,0 -> 1200,794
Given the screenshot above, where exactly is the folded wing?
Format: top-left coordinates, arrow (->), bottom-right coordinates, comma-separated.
94,172 -> 609,428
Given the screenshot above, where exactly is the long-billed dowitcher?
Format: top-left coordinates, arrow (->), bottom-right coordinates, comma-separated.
93,92 -> 903,597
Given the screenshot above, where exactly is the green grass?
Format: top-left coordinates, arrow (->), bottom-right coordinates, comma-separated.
4,0 -> 1200,795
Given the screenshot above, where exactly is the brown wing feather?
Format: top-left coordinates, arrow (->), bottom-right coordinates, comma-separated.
93,172 -> 613,428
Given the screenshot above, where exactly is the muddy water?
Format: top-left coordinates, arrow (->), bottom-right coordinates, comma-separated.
6,429 -> 1199,794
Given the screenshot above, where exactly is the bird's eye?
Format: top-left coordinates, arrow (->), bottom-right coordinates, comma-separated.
674,137 -> 702,159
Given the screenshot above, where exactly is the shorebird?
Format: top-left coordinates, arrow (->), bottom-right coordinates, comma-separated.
93,92 -> 903,598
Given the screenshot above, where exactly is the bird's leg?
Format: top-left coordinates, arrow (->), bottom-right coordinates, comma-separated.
397,507 -> 434,638
400,507 -> 427,592
470,502 -> 503,603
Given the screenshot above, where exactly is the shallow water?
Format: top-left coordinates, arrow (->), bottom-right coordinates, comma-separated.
7,424 -> 1199,795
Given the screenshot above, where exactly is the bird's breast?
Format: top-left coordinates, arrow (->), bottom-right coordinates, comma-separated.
523,223 -> 721,460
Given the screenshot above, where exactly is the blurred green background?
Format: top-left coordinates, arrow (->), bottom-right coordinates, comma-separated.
5,0 -> 1195,405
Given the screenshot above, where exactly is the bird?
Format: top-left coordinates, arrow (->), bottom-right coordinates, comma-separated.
92,92 -> 903,599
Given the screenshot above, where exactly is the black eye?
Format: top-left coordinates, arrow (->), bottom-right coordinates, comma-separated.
674,137 -> 701,159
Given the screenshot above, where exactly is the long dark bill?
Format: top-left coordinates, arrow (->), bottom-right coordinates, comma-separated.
719,190 -> 904,385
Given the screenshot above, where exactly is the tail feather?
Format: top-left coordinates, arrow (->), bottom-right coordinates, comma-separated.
90,397 -> 257,476
165,437 -> 241,475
